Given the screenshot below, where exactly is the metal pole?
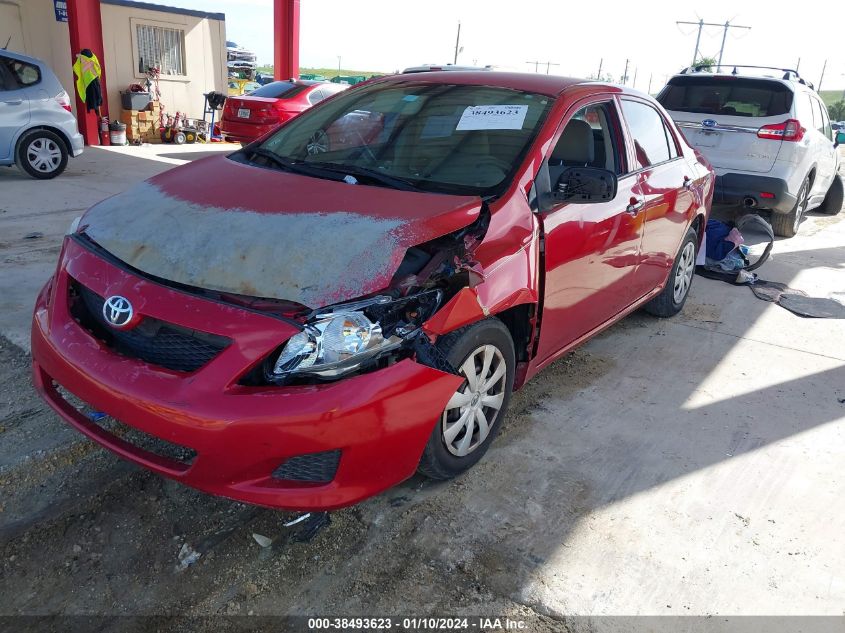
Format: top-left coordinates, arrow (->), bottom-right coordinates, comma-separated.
622,59 -> 629,85
633,67 -> 638,89
716,21 -> 729,72
453,21 -> 461,65
337,56 -> 341,73
597,58 -> 603,79
648,74 -> 653,94
796,57 -> 801,72
692,19 -> 703,66
818,59 -> 827,91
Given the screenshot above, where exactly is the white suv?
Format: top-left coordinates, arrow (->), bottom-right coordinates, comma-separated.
657,66 -> 842,237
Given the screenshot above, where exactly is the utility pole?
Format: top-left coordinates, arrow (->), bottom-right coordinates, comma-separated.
632,67 -> 638,89
818,58 -> 827,90
622,59 -> 629,85
677,18 -> 751,70
453,21 -> 461,65
526,61 -> 558,74
597,58 -> 603,80
337,56 -> 341,74
648,73 -> 653,94
677,19 -> 704,66
796,57 -> 801,72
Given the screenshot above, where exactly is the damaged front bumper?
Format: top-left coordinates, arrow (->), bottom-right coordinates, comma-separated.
31,238 -> 463,510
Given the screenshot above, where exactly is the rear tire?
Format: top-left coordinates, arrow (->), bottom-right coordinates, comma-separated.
417,319 -> 515,481
818,174 -> 844,215
643,227 -> 698,318
771,175 -> 810,238
16,129 -> 68,180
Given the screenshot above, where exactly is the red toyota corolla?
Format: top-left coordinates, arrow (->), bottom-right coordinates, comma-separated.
220,79 -> 348,144
32,72 -> 713,511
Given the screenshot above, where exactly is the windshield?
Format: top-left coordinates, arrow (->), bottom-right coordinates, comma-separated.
252,81 -> 553,195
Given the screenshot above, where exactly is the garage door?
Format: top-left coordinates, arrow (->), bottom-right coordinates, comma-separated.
0,1 -> 25,53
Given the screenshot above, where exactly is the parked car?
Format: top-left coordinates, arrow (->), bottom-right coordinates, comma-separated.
0,50 -> 83,179
657,66 -> 842,237
221,79 -> 348,144
32,72 -> 713,510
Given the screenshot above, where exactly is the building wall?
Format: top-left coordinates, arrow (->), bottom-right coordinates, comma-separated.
0,0 -> 226,120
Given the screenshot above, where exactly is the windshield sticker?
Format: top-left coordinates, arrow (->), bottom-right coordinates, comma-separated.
456,105 -> 529,131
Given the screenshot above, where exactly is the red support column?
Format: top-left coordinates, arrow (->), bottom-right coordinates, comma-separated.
273,0 -> 300,81
66,0 -> 108,145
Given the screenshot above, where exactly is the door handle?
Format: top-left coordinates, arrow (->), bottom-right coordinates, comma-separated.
626,197 -> 645,214
2,99 -> 24,106
683,175 -> 693,190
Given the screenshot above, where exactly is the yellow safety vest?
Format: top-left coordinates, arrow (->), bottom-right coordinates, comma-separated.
72,53 -> 101,101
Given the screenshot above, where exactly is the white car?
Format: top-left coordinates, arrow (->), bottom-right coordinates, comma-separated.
657,66 -> 842,237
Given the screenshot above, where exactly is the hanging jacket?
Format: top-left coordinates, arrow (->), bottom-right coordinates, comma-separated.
73,50 -> 101,102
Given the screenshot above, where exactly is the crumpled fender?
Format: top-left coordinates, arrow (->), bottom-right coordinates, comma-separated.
423,194 -> 540,337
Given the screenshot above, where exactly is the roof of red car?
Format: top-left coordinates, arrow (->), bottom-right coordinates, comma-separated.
374,71 -> 593,97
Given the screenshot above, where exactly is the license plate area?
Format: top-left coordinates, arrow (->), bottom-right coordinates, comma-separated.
694,130 -> 721,148
237,108 -> 250,119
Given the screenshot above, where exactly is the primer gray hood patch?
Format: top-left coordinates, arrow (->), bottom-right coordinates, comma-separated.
80,159 -> 481,307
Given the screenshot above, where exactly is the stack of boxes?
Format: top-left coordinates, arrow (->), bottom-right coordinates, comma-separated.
120,101 -> 163,144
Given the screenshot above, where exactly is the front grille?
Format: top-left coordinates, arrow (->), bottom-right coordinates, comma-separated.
272,450 -> 342,483
70,281 -> 230,373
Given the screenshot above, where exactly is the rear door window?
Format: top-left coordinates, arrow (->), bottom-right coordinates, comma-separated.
658,77 -> 793,117
0,56 -> 41,88
620,100 -> 676,169
814,98 -> 832,139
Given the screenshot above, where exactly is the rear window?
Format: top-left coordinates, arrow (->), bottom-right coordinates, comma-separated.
249,81 -> 309,99
657,77 -> 793,118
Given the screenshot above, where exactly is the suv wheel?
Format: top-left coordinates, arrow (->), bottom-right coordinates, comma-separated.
819,174 -> 843,215
417,319 -> 515,480
771,175 -> 810,238
16,130 -> 69,180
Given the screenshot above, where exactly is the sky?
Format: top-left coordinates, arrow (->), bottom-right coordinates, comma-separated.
157,0 -> 843,92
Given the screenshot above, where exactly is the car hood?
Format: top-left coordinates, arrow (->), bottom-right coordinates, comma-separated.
80,154 -> 482,308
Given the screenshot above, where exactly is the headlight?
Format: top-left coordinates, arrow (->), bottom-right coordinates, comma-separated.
270,290 -> 442,381
272,310 -> 400,378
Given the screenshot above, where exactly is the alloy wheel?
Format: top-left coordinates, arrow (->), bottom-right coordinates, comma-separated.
441,344 -> 507,457
793,179 -> 810,233
26,138 -> 62,174
306,129 -> 329,155
672,241 -> 696,304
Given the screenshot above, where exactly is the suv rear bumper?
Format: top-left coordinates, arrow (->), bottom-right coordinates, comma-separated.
715,172 -> 796,214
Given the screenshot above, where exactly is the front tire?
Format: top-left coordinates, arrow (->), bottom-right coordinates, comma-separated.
643,226 -> 698,318
771,175 -> 810,237
16,130 -> 68,180
417,319 -> 515,480
818,174 -> 843,215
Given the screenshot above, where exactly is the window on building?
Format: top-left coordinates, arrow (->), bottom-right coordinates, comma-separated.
136,24 -> 185,75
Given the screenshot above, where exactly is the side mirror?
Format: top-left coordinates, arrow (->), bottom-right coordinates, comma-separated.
540,166 -> 618,211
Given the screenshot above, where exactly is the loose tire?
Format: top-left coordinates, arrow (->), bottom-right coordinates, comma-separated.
818,174 -> 844,215
417,318 -> 515,480
16,130 -> 68,180
643,226 -> 698,318
771,175 -> 810,238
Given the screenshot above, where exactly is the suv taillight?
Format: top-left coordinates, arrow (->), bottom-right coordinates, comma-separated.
55,90 -> 72,112
757,119 -> 804,142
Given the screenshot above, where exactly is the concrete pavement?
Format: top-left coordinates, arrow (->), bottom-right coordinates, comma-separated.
1,144 -> 843,623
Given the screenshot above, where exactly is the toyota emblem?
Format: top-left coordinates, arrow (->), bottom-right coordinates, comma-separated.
102,295 -> 134,328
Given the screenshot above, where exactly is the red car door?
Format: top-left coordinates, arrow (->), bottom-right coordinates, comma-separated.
534,97 -> 644,367
618,97 -> 699,297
